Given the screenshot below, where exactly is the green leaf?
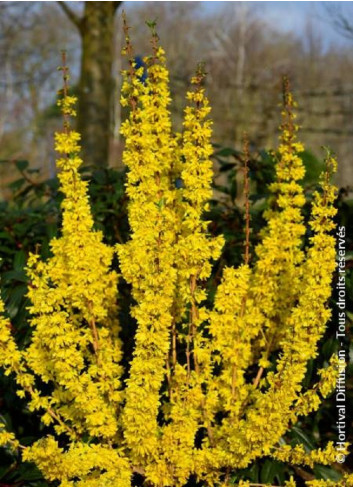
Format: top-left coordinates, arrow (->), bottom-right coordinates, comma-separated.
290,426 -> 315,450
2,270 -> 28,283
214,147 -> 240,158
218,162 -> 235,172
321,337 -> 338,359
300,150 -> 325,184
313,465 -> 341,482
9,178 -> 26,191
6,284 -> 27,318
15,463 -> 43,482
15,160 -> 29,172
260,459 -> 284,484
13,250 -> 26,271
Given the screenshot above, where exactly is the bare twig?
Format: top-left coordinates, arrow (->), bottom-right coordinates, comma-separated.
87,301 -> 100,362
57,1 -> 83,31
242,133 -> 251,265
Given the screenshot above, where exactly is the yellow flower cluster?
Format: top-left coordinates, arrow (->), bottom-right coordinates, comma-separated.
0,25 -> 349,488
0,65 -> 129,485
295,355 -> 340,417
22,436 -> 131,487
250,77 -> 306,362
272,474 -> 353,488
118,29 -> 181,464
0,422 -> 19,450
307,474 -> 353,487
273,441 -> 346,469
25,88 -> 124,440
226,152 -> 339,471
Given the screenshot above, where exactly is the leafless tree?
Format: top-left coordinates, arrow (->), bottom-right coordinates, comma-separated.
57,2 -> 122,167
324,2 -> 353,41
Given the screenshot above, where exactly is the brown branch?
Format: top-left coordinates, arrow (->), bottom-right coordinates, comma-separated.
253,366 -> 264,389
172,320 -> 177,368
189,275 -> 215,445
186,276 -> 197,379
231,140 -> 251,396
25,380 -> 76,439
166,316 -> 177,400
293,466 -> 315,482
60,50 -> 70,134
57,1 -> 83,31
282,75 -> 295,142
253,336 -> 273,389
186,335 -> 191,378
122,11 -> 137,112
242,133 -> 251,265
190,275 -> 200,375
87,301 -> 100,362
132,465 -> 145,477
231,365 -> 238,398
166,352 -> 172,400
148,19 -> 160,64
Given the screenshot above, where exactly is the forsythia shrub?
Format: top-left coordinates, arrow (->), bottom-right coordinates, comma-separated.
0,20 -> 351,487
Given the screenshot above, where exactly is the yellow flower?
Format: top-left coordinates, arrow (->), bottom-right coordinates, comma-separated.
0,26 -> 346,489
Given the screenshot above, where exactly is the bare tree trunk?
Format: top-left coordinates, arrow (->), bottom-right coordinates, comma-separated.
58,1 -> 121,167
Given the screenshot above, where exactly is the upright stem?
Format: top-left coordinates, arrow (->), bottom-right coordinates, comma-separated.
242,133 -> 251,265
190,274 -> 200,375
122,11 -> 137,113
87,301 -> 100,363
61,51 -> 70,134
